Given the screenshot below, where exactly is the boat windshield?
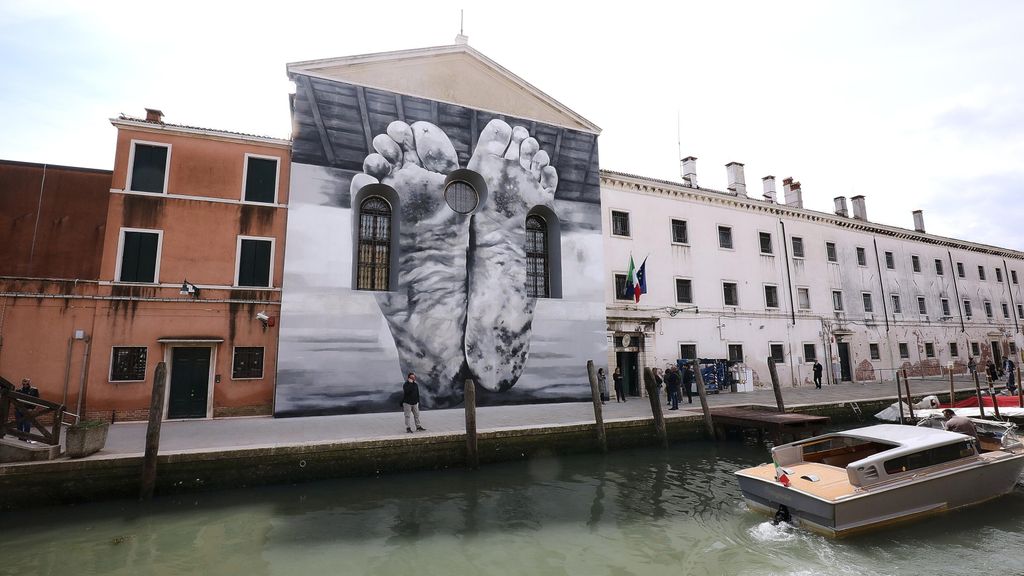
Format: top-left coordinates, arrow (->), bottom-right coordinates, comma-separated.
798,435 -> 896,467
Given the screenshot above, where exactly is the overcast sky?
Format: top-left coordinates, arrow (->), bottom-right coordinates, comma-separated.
2,1 -> 1022,249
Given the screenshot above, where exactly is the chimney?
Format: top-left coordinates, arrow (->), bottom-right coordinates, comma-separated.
913,210 -> 926,233
145,108 -> 164,123
726,162 -> 746,196
782,177 -> 803,209
681,156 -> 698,188
762,176 -> 776,203
834,196 -> 849,217
851,195 -> 867,221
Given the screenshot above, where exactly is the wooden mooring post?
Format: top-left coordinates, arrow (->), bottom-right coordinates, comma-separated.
767,357 -> 784,413
140,361 -> 167,501
1018,363 -> 1023,409
693,363 -> 716,440
989,380 -> 1002,420
644,367 -> 667,448
902,369 -> 915,420
973,371 -> 986,419
895,371 -> 905,423
586,361 -> 607,453
949,368 -> 956,407
465,378 -> 478,469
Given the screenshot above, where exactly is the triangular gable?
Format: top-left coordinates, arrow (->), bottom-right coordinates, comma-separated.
287,44 -> 600,135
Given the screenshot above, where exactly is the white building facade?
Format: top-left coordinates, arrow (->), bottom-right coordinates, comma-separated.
601,165 -> 1024,394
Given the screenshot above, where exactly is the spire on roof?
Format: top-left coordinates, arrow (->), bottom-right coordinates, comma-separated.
455,9 -> 468,45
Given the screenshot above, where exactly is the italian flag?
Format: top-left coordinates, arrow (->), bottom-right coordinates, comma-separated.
624,255 -> 648,303
773,453 -> 791,487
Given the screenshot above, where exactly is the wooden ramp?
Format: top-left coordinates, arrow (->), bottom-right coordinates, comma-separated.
706,407 -> 829,443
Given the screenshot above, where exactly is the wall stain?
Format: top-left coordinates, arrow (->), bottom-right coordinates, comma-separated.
239,205 -> 276,236
121,195 -> 164,228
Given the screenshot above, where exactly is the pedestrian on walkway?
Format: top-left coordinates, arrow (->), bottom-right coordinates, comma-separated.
15,378 -> 39,436
597,368 -> 609,403
613,367 -> 625,402
968,357 -> 977,377
1006,359 -> 1016,393
682,363 -> 694,404
664,366 -> 681,410
401,372 -> 426,433
813,361 -> 823,389
987,361 -> 998,384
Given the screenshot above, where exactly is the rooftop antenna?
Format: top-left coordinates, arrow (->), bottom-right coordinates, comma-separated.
455,9 -> 469,45
677,108 -> 683,179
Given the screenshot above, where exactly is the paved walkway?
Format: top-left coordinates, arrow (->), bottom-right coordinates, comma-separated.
89,375 -> 999,457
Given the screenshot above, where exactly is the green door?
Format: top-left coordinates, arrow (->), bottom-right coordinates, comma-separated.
168,347 -> 211,419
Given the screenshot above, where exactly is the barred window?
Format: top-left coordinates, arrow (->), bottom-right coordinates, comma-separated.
232,347 -> 265,379
356,197 -> 391,291
526,215 -> 549,298
111,346 -> 147,381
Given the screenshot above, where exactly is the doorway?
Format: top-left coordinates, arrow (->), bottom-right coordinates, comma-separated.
837,342 -> 852,382
616,351 -> 640,397
992,341 -> 1003,371
168,347 -> 211,419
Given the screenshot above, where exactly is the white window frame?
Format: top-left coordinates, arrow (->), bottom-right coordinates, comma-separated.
935,258 -> 944,276
941,298 -> 951,317
240,153 -> 281,204
231,345 -> 266,380
108,345 -> 149,383
717,225 -> 734,250
885,251 -> 895,270
674,277 -> 693,304
825,242 -> 838,263
949,342 -> 959,357
758,231 -> 774,256
1002,302 -> 1011,319
911,254 -> 921,273
917,296 -> 927,316
114,227 -> 164,284
924,342 -> 936,358
832,290 -> 844,312
610,209 -> 631,238
856,246 -> 867,267
797,287 -> 811,310
791,236 -> 804,259
769,342 -> 786,364
722,281 -> 739,307
891,294 -> 902,314
126,139 -> 172,194
869,342 -> 881,360
234,235 -> 276,288
984,300 -> 993,318
802,342 -> 817,363
862,292 -> 874,313
679,342 -> 698,361
670,218 -> 689,245
964,299 -> 973,318
764,283 -> 780,309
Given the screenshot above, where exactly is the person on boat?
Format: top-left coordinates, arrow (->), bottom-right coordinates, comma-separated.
942,409 -> 978,440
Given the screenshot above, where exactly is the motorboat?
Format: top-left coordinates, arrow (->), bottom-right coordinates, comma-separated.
735,423 -> 1024,537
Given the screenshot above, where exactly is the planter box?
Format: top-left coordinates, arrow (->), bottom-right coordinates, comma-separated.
66,422 -> 109,458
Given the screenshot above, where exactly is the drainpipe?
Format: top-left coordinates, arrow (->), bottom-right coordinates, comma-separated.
75,336 -> 92,422
873,238 -> 899,383
1003,259 -> 1019,334
779,220 -> 796,326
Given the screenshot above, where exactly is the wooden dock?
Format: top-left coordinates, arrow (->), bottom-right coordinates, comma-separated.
708,407 -> 830,443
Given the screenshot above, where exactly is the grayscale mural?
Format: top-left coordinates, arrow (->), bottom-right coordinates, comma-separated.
276,73 -> 606,416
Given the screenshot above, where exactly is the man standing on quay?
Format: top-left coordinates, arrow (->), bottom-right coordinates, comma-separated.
402,372 -> 426,434
813,361 -> 823,389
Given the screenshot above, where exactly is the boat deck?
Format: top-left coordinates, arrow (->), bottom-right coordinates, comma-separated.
741,462 -> 856,501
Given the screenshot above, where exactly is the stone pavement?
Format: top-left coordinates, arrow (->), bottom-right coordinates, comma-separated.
94,375 -> 995,457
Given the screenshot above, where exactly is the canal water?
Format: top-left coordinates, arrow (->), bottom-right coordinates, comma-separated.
5,440 -> 1024,575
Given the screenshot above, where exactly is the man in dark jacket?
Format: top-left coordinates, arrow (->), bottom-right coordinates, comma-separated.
401,372 -> 426,433
813,361 -> 823,389
663,367 -> 681,410
15,378 -> 39,436
682,363 -> 694,404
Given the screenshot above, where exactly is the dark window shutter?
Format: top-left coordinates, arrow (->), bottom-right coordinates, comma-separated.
239,239 -> 271,287
120,231 -> 158,282
130,144 -> 168,193
244,158 -> 278,203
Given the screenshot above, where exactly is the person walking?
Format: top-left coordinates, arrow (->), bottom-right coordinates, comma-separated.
15,378 -> 39,437
597,368 -> 610,403
682,363 -> 694,404
987,361 -> 998,384
968,356 -> 977,378
613,367 -> 625,402
651,368 -> 665,405
664,366 -> 681,410
813,361 -> 823,389
401,372 -> 426,433
1006,359 -> 1017,393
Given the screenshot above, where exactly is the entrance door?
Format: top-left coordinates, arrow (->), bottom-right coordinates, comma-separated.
837,342 -> 852,382
168,347 -> 211,419
616,351 -> 640,397
992,341 -> 1003,370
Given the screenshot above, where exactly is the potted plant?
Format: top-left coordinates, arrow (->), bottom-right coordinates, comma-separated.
66,419 -> 110,458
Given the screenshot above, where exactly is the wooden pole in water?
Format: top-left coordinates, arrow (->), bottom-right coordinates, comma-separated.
767,357 -> 785,413
644,367 -> 668,448
902,368 -> 915,420
1017,363 -> 1023,409
973,371 -> 986,419
989,381 -> 1002,420
693,363 -> 716,440
587,361 -> 607,453
140,361 -> 167,501
465,378 -> 478,469
949,368 -> 956,408
895,371 -> 905,423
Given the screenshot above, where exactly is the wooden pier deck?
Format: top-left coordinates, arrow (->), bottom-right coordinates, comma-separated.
708,407 -> 830,443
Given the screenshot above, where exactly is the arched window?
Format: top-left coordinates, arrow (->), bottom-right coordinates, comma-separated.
526,214 -> 549,298
356,197 -> 391,291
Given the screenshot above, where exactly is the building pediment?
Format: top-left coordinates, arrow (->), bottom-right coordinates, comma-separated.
287,43 -> 599,134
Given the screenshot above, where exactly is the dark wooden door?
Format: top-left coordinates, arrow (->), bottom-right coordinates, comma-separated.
992,341 -> 1003,369
837,342 -> 852,382
168,347 -> 211,419
616,351 -> 640,397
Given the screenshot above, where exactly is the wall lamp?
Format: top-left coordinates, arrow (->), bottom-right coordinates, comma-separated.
180,280 -> 200,299
666,305 -> 699,317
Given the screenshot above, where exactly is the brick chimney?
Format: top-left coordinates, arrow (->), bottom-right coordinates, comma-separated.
726,162 -> 746,196
145,108 -> 164,123
834,196 -> 849,217
851,195 -> 867,221
681,156 -> 698,188
782,177 -> 803,209
913,210 -> 926,233
762,176 -> 776,203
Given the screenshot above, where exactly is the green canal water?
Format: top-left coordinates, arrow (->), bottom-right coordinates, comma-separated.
5,441 -> 1024,576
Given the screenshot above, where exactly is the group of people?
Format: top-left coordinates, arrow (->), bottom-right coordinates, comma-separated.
593,364 -> 696,407
967,356 -> 1017,394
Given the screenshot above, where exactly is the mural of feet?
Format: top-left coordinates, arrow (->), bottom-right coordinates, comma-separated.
351,119 -> 556,406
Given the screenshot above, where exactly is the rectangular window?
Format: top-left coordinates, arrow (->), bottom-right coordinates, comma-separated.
891,294 -> 902,314
770,343 -> 785,364
885,251 -> 895,269
832,290 -> 844,311
791,237 -> 804,258
925,342 -> 935,358
759,232 -> 773,255
862,292 -> 874,313
957,262 -> 965,277
232,346 -> 265,379
680,344 -> 697,361
899,342 -> 910,359
723,282 -> 738,306
935,259 -> 944,275
996,268 -> 1004,282
964,300 -> 973,318
1013,270 -> 1019,284
117,229 -> 161,283
798,287 -> 811,310
803,343 -> 817,362
242,155 -> 279,203
971,342 -> 981,356
128,141 -> 169,194
917,296 -> 927,315
611,210 -> 630,237
764,285 -> 780,309
671,219 -> 688,244
949,343 -> 959,357
675,278 -> 692,304
1003,303 -> 1010,319
941,298 -> 951,317
978,266 -> 986,281
728,344 -> 744,363
826,242 -> 837,262
1012,343 -> 1018,355
870,343 -> 881,360
236,237 -> 274,287
984,301 -> 993,318
110,346 -> 147,382
912,255 -> 921,272
856,247 -> 867,266
1018,304 -> 1023,319
614,274 -> 630,300
718,226 -> 733,249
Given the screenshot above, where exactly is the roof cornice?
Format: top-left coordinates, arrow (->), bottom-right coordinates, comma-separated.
110,118 -> 292,149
